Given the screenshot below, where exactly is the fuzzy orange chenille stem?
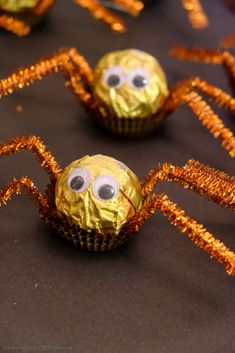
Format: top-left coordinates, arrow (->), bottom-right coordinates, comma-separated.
112,0 -> 143,16
221,33 -> 235,49
126,193 -> 235,275
147,195 -> 235,275
73,0 -> 126,32
170,47 -> 235,88
0,177 -> 49,209
0,48 -> 96,109
162,77 -> 235,157
0,14 -> 30,36
141,160 -> 235,211
181,0 -> 209,28
32,0 -> 54,16
0,136 -> 61,181
0,177 -> 61,224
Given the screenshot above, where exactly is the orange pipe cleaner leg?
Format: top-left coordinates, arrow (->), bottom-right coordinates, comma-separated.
170,47 -> 235,92
0,14 -> 30,36
73,0 -> 125,32
32,0 -> 55,16
162,77 -> 235,157
0,177 -> 59,221
125,193 -> 235,275
141,160 -> 235,210
0,135 -> 61,181
181,0 -> 209,28
171,46 -> 227,65
220,33 -> 235,49
1,177 -> 49,210
112,0 -> 143,16
0,48 -> 96,109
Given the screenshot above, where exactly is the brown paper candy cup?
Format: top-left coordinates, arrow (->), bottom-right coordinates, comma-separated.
97,113 -> 165,137
44,215 -> 135,252
2,0 -> 54,27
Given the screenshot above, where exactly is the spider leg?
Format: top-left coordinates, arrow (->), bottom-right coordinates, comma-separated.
111,0 -> 143,16
73,0 -> 126,32
0,48 -> 97,110
220,33 -> 235,49
0,176 -> 60,223
0,14 -> 30,36
162,77 -> 235,157
170,46 -> 225,65
31,0 -> 54,16
1,177 -> 49,214
0,135 -> 61,182
170,46 -> 235,91
125,193 -> 235,275
181,0 -> 209,29
141,160 -> 235,211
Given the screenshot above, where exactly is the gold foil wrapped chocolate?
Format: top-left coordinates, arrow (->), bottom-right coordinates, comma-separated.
55,155 -> 142,236
93,49 -> 169,120
1,47 -> 235,150
0,0 -> 54,36
2,135 -> 235,273
0,0 -> 39,12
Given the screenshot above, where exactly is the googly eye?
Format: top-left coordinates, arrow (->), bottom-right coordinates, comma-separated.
104,66 -> 125,89
92,174 -> 119,201
127,68 -> 149,89
68,167 -> 91,193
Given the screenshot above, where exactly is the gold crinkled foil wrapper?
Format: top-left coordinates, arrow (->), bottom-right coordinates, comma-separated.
93,49 -> 169,120
0,0 -> 39,12
55,155 -> 142,236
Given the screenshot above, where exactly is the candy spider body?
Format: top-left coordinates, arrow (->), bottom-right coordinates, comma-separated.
1,135 -> 235,274
0,0 -> 208,36
0,0 -> 144,35
0,0 -> 38,12
56,154 -> 143,235
1,48 -> 235,156
72,0 -> 208,35
181,0 -> 208,28
0,0 -> 54,36
92,49 -> 169,135
0,0 -> 208,35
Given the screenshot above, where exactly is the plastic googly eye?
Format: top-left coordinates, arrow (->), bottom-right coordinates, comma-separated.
127,67 -> 149,89
68,167 -> 91,193
104,66 -> 125,88
92,174 -> 119,201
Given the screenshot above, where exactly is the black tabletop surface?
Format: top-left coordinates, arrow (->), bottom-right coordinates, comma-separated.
0,1 -> 235,352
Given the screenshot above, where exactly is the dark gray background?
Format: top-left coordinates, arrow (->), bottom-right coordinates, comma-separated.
0,1 -> 235,352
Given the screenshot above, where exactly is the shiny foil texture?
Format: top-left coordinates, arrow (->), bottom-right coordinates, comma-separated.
55,155 -> 142,236
0,0 -> 39,12
93,49 -> 169,120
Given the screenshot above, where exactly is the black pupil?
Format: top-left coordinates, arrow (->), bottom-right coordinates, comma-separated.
132,75 -> 147,88
70,176 -> 84,191
107,74 -> 120,88
98,184 -> 115,200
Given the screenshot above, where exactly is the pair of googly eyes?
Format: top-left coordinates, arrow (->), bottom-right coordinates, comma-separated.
68,168 -> 119,201
104,66 -> 149,90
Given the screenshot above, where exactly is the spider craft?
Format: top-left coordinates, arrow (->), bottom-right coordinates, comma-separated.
221,33 -> 235,49
0,0 -> 144,35
171,41 -> 235,94
181,0 -> 208,29
1,48 -> 235,156
0,0 -> 54,36
76,0 -> 208,31
0,0 -> 208,36
1,135 -> 235,275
